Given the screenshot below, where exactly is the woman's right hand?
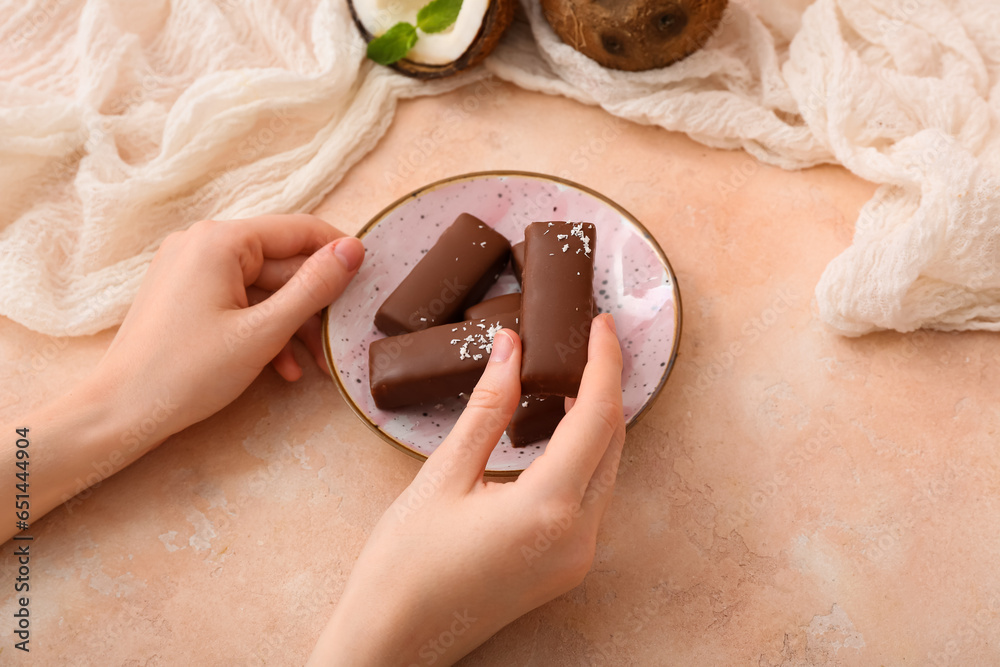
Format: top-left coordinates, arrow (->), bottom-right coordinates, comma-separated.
309,314 -> 626,666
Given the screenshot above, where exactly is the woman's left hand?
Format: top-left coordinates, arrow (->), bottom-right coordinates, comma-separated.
92,213 -> 365,445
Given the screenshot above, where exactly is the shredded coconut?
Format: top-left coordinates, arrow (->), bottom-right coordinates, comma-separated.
570,222 -> 592,257
455,320 -> 504,361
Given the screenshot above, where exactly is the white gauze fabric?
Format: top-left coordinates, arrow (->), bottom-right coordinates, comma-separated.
487,0 -> 1000,335
1,0 -> 999,337
0,0 -> 484,337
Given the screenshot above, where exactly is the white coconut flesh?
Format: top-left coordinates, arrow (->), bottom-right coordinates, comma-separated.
355,0 -> 490,65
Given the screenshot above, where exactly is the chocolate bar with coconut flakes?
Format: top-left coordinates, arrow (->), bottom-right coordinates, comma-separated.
519,221 -> 596,397
374,213 -> 510,336
369,312 -> 520,410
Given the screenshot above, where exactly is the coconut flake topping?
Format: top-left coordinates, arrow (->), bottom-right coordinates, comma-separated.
570,222 -> 592,257
450,320 -> 504,361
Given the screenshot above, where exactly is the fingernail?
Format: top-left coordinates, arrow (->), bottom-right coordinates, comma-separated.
490,329 -> 513,364
604,313 -> 617,335
332,237 -> 364,272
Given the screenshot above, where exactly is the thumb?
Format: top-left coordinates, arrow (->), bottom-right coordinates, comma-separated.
246,237 -> 364,344
422,328 -> 522,491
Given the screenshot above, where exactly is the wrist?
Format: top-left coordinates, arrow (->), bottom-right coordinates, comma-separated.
32,373 -> 168,516
85,365 -> 182,454
310,593 -> 411,666
310,580 -> 493,667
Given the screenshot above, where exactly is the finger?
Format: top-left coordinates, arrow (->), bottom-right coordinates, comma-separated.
243,237 -> 364,349
578,414 -> 626,533
249,284 -> 326,375
226,214 -> 345,286
249,286 -> 314,379
518,314 -> 624,501
421,328 -> 521,491
255,255 -> 309,290
271,342 -> 303,381
294,314 -> 330,375
236,213 -> 345,256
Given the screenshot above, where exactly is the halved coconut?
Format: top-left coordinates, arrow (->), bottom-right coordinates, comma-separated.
541,0 -> 728,71
349,0 -> 516,79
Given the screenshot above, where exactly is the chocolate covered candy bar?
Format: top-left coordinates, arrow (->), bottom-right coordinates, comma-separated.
507,395 -> 565,447
511,241 -> 525,286
463,293 -> 521,321
510,240 -> 596,313
520,221 -> 596,397
369,312 -> 520,410
375,213 -> 511,336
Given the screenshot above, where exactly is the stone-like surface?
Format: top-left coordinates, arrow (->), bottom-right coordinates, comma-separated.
2,81 -> 999,665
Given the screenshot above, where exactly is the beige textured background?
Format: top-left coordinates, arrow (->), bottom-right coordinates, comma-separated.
1,83 -> 999,665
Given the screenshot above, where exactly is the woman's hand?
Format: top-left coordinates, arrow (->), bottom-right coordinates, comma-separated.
92,213 -> 364,443
3,214 -> 363,540
309,314 -> 625,666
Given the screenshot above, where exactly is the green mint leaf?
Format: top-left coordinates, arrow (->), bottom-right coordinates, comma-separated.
416,0 -> 463,33
367,22 -> 418,65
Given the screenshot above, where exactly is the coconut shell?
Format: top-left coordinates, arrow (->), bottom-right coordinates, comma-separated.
349,0 -> 516,80
541,0 -> 728,71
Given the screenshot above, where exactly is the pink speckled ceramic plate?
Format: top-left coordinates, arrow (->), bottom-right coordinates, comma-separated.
322,171 -> 681,475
